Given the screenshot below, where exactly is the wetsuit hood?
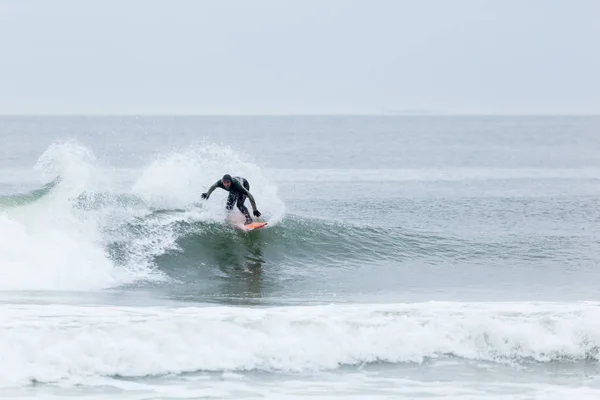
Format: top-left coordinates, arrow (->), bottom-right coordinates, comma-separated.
222,174 -> 232,182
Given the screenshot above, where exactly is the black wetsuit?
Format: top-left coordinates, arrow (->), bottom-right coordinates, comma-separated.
205,176 -> 257,224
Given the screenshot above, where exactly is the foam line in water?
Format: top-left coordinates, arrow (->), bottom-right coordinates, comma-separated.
2,301 -> 600,386
266,168 -> 600,182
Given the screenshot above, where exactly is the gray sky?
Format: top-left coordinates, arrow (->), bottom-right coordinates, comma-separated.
1,0 -> 599,115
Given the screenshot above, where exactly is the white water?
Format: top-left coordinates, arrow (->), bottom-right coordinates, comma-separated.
0,142 -> 137,291
2,301 -> 600,387
131,141 -> 286,224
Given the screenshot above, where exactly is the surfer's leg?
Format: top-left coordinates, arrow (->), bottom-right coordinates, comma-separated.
237,195 -> 252,224
236,179 -> 252,224
225,192 -> 236,210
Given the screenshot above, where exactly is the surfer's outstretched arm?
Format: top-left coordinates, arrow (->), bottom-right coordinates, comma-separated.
242,188 -> 261,217
201,181 -> 220,199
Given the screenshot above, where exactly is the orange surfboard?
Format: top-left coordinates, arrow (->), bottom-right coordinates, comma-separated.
237,221 -> 268,232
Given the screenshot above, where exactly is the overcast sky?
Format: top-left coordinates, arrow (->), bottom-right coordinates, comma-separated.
1,0 -> 599,115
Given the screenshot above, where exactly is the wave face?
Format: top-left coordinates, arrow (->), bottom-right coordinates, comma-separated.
2,140 -> 597,295
0,140 -> 285,291
1,301 -> 600,386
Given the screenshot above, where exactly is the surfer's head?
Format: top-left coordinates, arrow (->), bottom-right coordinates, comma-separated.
221,174 -> 232,189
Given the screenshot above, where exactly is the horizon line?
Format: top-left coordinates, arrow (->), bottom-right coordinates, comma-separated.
0,112 -> 599,117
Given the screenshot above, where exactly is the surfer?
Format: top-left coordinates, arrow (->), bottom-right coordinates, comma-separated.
201,174 -> 261,225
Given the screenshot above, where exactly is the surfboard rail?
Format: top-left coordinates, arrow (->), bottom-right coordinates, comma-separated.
238,221 -> 268,232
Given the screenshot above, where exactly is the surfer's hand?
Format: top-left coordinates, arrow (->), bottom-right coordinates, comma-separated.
201,193 -> 208,200
253,210 -> 261,217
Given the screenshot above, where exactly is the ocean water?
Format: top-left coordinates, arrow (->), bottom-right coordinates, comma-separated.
1,115 -> 599,399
